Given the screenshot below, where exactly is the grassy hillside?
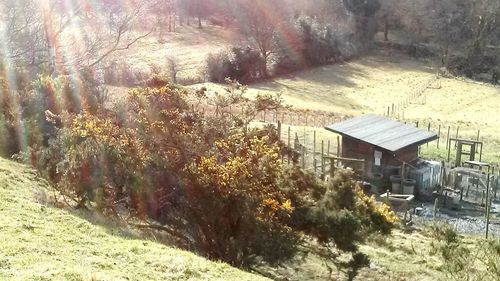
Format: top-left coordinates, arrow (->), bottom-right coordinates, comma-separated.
0,158 -> 268,281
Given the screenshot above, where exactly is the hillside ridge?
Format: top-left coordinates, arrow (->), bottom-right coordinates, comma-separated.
0,158 -> 267,281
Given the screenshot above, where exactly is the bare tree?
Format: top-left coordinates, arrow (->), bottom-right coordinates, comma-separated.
0,0 -> 155,73
234,0 -> 288,77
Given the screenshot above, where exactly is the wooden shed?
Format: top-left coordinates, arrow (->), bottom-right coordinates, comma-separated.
325,114 -> 438,180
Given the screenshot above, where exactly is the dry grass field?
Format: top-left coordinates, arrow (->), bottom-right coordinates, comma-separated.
109,26 -> 499,161
110,24 -> 241,82
191,52 -> 500,163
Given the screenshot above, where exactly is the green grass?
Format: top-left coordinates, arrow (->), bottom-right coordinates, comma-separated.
0,157 -> 268,281
359,230 -> 446,281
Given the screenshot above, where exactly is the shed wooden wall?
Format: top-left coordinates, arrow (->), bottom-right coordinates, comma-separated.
341,136 -> 419,178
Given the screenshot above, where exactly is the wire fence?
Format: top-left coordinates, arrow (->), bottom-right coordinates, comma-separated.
196,72 -> 498,176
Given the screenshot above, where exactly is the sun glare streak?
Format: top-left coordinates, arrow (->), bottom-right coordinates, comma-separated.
0,6 -> 27,155
59,0 -> 85,112
253,0 -> 307,67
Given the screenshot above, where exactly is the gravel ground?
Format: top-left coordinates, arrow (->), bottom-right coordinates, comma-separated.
410,202 -> 500,237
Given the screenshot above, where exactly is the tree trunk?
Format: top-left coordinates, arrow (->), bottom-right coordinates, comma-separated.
383,15 -> 389,41
261,53 -> 268,78
198,16 -> 202,29
441,45 -> 449,67
173,14 -> 176,32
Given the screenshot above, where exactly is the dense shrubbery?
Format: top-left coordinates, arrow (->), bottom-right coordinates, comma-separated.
206,47 -> 264,83
275,17 -> 342,74
284,168 -> 398,252
447,54 -> 499,82
207,17 -> 343,83
3,73 -> 397,269
0,66 -> 106,158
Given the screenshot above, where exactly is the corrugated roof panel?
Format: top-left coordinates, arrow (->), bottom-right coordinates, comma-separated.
325,114 -> 438,152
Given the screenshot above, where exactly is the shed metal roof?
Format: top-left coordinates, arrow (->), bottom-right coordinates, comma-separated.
325,114 -> 438,153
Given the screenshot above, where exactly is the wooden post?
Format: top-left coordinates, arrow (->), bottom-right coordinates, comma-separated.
416,121 -> 419,128
446,126 -> 451,150
387,106 -> 390,116
313,131 -> 317,173
336,136 -> 341,157
327,140 -> 331,156
476,130 -> 480,153
479,143 -> 483,162
321,140 -> 325,175
287,127 -> 291,164
486,166 -> 491,239
263,110 -> 266,123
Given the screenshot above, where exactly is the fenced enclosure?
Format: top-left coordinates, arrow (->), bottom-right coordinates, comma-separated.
193,72 -> 498,177
279,125 -> 341,176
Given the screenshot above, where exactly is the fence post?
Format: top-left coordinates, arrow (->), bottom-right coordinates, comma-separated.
313,131 -> 317,174
287,127 -> 291,164
446,126 -> 451,149
437,125 -> 441,148
321,140 -> 325,175
336,136 -> 341,157
477,130 -> 481,153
